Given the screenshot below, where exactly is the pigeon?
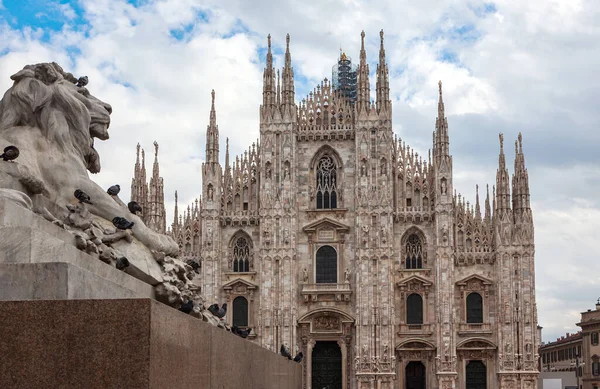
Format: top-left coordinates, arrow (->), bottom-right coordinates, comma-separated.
231,326 -> 252,339
280,344 -> 292,360
179,300 -> 194,314
208,303 -> 227,319
293,352 -> 303,363
128,201 -> 143,215
186,259 -> 200,273
74,189 -> 93,205
76,76 -> 88,87
107,184 -> 120,196
116,257 -> 130,270
112,216 -> 134,230
0,145 -> 19,162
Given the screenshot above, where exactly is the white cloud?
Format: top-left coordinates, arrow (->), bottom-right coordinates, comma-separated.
0,0 -> 599,343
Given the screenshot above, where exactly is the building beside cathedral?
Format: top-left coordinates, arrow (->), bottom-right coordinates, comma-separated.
130,141 -> 167,234
166,30 -> 539,389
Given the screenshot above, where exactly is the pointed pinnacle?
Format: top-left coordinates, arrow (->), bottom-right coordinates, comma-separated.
267,34 -> 271,49
286,33 -> 290,48
499,133 -> 504,152
518,132 -> 523,153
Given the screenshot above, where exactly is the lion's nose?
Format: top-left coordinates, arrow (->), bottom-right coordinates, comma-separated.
103,102 -> 112,115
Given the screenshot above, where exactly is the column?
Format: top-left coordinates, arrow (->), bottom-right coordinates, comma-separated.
338,339 -> 347,389
307,339 -> 315,389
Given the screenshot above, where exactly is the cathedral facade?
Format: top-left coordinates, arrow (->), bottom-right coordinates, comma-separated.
168,31 -> 539,389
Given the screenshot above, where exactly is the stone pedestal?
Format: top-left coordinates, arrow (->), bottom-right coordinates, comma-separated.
0,299 -> 302,389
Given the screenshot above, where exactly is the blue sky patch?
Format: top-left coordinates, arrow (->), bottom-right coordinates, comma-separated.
1,0 -> 85,41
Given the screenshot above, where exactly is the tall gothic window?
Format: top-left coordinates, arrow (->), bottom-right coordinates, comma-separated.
233,237 -> 250,272
316,155 -> 338,209
406,293 -> 424,325
232,296 -> 249,327
466,292 -> 484,323
316,245 -> 337,283
405,234 -> 423,269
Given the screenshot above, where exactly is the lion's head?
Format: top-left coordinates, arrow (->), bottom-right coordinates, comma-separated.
0,62 -> 112,173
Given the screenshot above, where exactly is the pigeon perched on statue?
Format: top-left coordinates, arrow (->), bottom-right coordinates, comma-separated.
74,189 -> 92,204
128,201 -> 143,215
76,76 -> 88,87
293,352 -> 303,363
116,257 -> 130,270
112,216 -> 134,230
186,259 -> 200,273
179,300 -> 194,314
208,303 -> 227,319
231,326 -> 252,339
280,344 -> 292,360
107,184 -> 120,196
0,145 -> 19,162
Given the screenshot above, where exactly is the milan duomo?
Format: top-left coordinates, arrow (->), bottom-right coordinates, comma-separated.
131,31 -> 539,389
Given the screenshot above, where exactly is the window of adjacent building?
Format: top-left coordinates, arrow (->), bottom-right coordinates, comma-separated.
316,155 -> 338,210
232,296 -> 249,327
466,292 -> 484,324
406,293 -> 424,325
592,332 -> 599,345
315,245 -> 337,283
405,234 -> 423,269
233,237 -> 250,272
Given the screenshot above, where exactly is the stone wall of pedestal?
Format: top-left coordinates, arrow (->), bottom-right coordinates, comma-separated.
0,298 -> 302,389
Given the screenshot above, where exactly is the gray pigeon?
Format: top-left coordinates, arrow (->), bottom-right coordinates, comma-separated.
128,201 -> 142,215
116,257 -> 129,270
0,145 -> 19,162
107,184 -> 120,196
74,189 -> 92,204
76,76 -> 88,87
112,216 -> 134,230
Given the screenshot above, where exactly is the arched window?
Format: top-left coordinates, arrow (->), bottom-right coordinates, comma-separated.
406,293 -> 423,325
233,237 -> 250,272
232,296 -> 248,327
466,292 -> 483,323
405,234 -> 423,269
316,155 -> 337,209
316,245 -> 337,283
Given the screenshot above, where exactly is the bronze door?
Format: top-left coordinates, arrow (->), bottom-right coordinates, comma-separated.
466,360 -> 487,389
312,341 -> 342,389
405,361 -> 426,389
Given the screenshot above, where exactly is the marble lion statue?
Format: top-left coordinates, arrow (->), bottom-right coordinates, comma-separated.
0,62 -> 178,257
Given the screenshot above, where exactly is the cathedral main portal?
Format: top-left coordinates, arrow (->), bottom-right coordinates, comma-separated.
312,341 -> 343,389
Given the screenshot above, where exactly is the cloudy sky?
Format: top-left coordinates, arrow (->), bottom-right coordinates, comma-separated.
1,0 -> 599,343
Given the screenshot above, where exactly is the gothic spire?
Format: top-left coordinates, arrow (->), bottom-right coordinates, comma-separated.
357,30 -> 371,113
262,34 -> 276,108
484,184 -> 492,224
276,69 -> 281,106
495,133 -> 511,211
281,33 -> 295,107
475,184 -> 482,221
376,29 -> 390,113
433,81 -> 450,163
206,89 -> 219,165
173,190 -> 179,230
152,141 -> 160,179
512,132 -> 530,211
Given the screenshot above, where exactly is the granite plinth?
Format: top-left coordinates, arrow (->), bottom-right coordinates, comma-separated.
0,299 -> 302,389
